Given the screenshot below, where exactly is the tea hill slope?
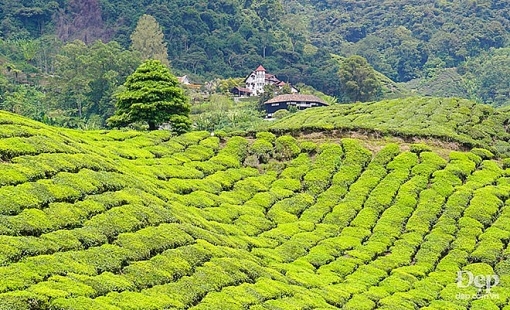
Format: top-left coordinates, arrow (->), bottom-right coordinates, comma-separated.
270,97 -> 510,157
0,105 -> 510,309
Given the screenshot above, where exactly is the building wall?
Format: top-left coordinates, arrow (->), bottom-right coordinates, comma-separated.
245,69 -> 267,95
265,101 -> 328,115
265,102 -> 289,114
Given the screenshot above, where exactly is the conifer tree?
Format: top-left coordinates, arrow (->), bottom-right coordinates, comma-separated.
107,60 -> 190,133
130,14 -> 170,67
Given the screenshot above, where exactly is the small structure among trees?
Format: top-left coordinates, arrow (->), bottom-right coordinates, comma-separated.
263,94 -> 328,117
107,60 -> 191,134
230,86 -> 252,97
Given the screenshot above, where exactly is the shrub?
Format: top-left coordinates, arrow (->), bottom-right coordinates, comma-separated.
299,141 -> 317,154
255,131 -> 276,143
274,136 -> 301,160
410,143 -> 432,154
471,147 -> 495,159
249,139 -> 273,164
303,168 -> 331,196
273,109 -> 290,119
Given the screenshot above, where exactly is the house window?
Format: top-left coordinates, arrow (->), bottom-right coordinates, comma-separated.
271,103 -> 279,106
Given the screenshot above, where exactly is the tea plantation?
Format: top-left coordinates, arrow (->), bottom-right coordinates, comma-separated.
270,97 -> 510,158
1,98 -> 510,309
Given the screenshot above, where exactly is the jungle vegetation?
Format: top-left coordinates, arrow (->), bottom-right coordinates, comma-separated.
0,0 -> 510,130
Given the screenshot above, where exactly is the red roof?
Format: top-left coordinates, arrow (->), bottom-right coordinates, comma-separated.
255,65 -> 266,72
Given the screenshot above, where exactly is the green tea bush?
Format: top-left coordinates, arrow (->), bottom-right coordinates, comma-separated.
173,131 -> 210,147
0,291 -> 50,310
280,165 -> 308,180
249,139 -> 273,163
27,275 -> 96,299
184,160 -> 225,175
178,190 -> 221,208
471,147 -> 495,159
255,131 -> 276,143
299,141 -> 317,154
303,168 -> 332,196
199,136 -> 220,151
370,143 -> 400,166
0,183 -> 42,215
0,164 -> 29,186
314,143 -> 343,170
341,138 -> 372,167
410,143 -> 432,154
4,110 -> 510,309
219,136 -> 249,161
274,135 -> 301,160
464,187 -> 503,226
209,153 -> 241,168
183,144 -> 215,161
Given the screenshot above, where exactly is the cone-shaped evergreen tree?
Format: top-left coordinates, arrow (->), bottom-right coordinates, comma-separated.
130,14 -> 170,67
108,60 -> 191,133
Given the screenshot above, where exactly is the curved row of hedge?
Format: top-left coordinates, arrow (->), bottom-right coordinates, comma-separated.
269,97 -> 510,158
0,110 -> 509,309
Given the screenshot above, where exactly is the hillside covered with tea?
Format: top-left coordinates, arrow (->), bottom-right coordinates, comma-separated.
1,97 -> 510,309
270,97 -> 510,157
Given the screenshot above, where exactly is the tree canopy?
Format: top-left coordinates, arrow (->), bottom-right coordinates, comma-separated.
338,55 -> 381,102
108,59 -> 191,133
130,14 -> 170,67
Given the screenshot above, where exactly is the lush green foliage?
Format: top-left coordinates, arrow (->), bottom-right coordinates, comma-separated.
338,55 -> 382,102
108,60 -> 191,133
1,0 -> 509,124
271,97 -> 510,157
190,95 -> 265,133
130,14 -> 169,68
1,107 -> 510,309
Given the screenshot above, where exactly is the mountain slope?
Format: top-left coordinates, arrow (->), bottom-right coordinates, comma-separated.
0,110 -> 510,309
270,97 -> 510,157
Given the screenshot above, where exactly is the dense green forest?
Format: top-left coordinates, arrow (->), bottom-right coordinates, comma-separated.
0,0 -> 509,128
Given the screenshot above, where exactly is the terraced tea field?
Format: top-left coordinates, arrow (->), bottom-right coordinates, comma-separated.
270,97 -> 510,158
0,106 -> 510,310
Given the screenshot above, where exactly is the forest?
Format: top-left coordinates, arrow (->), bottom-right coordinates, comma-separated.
0,0 -> 509,129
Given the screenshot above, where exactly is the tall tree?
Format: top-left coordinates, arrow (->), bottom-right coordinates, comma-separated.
108,60 -> 190,133
130,14 -> 170,67
338,55 -> 381,102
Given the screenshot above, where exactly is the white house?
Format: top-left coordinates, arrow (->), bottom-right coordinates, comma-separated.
178,75 -> 190,85
243,65 -> 298,96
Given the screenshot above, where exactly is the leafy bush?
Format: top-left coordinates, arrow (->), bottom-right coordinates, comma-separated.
274,135 -> 301,160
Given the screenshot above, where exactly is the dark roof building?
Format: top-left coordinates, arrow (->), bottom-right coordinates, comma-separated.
264,94 -> 328,116
230,86 -> 252,97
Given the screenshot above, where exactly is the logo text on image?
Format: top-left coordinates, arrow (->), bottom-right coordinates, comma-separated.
457,270 -> 499,293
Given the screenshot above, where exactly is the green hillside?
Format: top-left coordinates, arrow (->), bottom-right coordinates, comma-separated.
270,97 -> 510,157
1,104 -> 510,309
